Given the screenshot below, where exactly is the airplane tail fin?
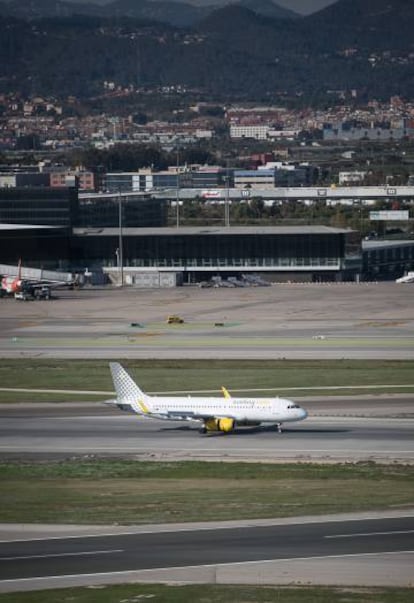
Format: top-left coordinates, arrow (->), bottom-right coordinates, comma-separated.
109,362 -> 151,416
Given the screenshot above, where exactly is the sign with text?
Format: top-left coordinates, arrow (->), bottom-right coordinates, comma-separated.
369,210 -> 409,221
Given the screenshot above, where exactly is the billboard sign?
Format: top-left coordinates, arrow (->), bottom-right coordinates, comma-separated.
369,211 -> 409,221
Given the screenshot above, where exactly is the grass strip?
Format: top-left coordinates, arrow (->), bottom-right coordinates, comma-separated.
1,584 -> 413,603
1,460 -> 413,524
1,359 -> 414,402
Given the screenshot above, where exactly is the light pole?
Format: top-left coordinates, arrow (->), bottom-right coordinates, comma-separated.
224,159 -> 230,227
118,190 -> 124,286
176,148 -> 180,228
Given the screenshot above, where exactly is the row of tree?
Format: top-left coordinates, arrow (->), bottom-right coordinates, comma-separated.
171,198 -> 413,237
67,144 -> 214,172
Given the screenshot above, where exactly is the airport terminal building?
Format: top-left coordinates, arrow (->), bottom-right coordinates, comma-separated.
73,225 -> 356,284
11,183 -> 414,284
0,221 -> 357,284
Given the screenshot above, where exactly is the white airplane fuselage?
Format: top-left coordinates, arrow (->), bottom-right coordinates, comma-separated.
145,395 -> 306,424
109,363 -> 307,434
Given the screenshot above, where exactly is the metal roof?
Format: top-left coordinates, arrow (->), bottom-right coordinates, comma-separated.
73,226 -> 352,237
362,239 -> 414,250
0,223 -> 61,231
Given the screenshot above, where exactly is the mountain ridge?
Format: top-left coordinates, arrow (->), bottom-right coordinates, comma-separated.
0,0 -> 413,102
0,0 -> 299,25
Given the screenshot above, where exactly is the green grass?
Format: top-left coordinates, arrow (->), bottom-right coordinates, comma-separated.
1,461 -> 413,524
1,584 -> 414,603
1,359 -> 414,402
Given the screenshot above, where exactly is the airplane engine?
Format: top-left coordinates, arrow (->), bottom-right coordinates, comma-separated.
218,418 -> 235,432
205,418 -> 235,433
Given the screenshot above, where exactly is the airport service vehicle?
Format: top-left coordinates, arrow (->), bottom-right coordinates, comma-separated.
166,315 -> 184,324
109,363 -> 307,434
14,284 -> 51,301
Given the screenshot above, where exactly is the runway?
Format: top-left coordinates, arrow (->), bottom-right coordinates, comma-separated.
1,397 -> 413,463
1,514 -> 413,591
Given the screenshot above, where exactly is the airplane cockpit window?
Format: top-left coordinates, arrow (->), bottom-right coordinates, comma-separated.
287,404 -> 300,409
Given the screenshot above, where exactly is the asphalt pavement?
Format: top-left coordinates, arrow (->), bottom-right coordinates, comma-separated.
1,513 -> 413,591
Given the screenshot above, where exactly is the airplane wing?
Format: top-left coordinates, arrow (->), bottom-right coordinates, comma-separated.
22,279 -> 69,289
152,409 -> 238,422
188,412 -> 238,421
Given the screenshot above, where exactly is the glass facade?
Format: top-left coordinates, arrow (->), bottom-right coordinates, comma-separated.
190,170 -> 226,188
363,241 -> 414,279
0,187 -> 78,227
0,226 -> 70,268
77,197 -> 167,228
72,230 -> 345,272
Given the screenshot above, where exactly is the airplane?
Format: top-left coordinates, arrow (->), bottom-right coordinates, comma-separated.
396,271 -> 414,283
1,260 -> 71,299
109,362 -> 308,434
1,259 -> 24,295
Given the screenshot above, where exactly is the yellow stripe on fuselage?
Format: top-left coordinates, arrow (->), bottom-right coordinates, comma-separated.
138,399 -> 150,414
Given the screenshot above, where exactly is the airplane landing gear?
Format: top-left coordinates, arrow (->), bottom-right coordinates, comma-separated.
277,423 -> 282,433
199,426 -> 207,435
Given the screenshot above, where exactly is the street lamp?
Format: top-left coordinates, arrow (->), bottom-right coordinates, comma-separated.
224,159 -> 230,227
176,148 -> 180,228
118,191 -> 124,286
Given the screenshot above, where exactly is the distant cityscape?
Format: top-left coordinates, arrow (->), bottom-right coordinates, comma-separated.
2,94 -> 414,154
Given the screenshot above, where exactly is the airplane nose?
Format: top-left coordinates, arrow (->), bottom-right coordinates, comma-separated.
300,408 -> 308,420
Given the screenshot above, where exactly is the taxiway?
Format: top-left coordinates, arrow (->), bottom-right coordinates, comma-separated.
0,397 -> 413,463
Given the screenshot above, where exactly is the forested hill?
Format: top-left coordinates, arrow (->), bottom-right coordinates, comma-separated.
0,0 -> 298,26
1,0 -> 413,102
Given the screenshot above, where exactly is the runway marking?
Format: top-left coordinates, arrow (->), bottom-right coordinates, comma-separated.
1,384 -> 414,395
1,514 -> 414,544
1,447 -> 414,459
325,529 -> 414,539
1,550 -> 414,585
0,549 -> 123,561
1,445 -> 414,455
131,549 -> 414,569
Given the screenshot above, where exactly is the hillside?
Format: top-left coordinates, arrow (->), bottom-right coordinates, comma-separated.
0,0 -> 298,26
0,0 -> 413,102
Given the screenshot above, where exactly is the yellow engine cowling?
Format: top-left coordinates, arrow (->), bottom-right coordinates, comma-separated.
205,417 -> 235,433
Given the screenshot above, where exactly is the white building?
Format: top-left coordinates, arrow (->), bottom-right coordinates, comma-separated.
230,124 -> 270,140
338,171 -> 367,185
